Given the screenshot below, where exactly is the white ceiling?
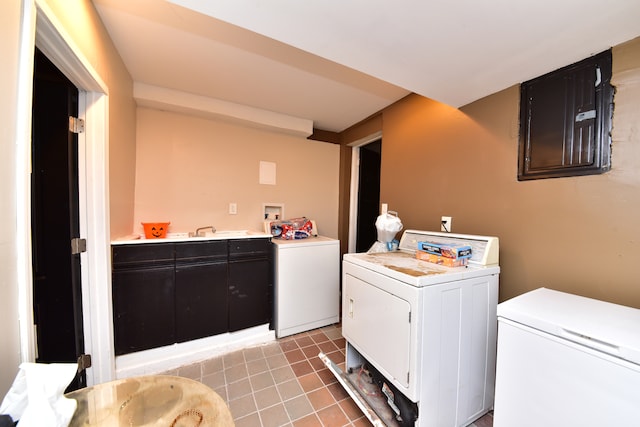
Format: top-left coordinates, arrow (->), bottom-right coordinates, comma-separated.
93,0 -> 640,133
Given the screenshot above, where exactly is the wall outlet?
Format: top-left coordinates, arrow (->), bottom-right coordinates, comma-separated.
441,216 -> 452,232
229,202 -> 237,215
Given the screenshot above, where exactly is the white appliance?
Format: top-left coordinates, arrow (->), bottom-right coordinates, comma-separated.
494,288 -> 640,427
272,235 -> 340,338
323,230 -> 500,427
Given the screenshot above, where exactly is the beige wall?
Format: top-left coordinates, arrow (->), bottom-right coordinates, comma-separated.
0,0 -> 135,395
132,108 -> 340,238
0,0 -> 24,397
34,1 -> 136,238
352,37 -> 640,308
39,0 -> 137,238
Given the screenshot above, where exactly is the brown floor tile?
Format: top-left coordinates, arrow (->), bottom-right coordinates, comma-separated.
277,378 -> 304,401
201,357 -> 223,375
301,344 -> 321,358
259,403 -> 290,427
325,350 -> 345,364
266,353 -> 290,370
271,365 -> 296,384
234,412 -> 261,427
338,398 -> 363,421
308,355 -> 326,371
173,324 -> 398,427
298,372 -> 324,393
250,371 -> 275,392
291,360 -> 314,377
316,368 -> 338,386
294,335 -> 315,348
263,342 -> 284,357
227,378 -> 252,401
327,382 -> 350,402
223,350 -> 246,368
254,385 -> 281,410
317,403 -> 349,427
284,394 -> 314,421
279,339 -> 300,352
177,363 -> 201,380
351,416 -> 372,426
293,413 -> 323,427
317,340 -> 339,354
285,348 -> 306,364
201,370 -> 225,390
228,393 -> 257,419
307,387 -> 336,411
243,346 -> 265,362
333,337 -> 346,349
225,363 -> 249,383
473,411 -> 494,427
309,331 -> 329,344
247,358 -> 269,375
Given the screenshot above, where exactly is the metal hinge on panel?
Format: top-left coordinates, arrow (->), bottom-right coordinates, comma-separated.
407,372 -> 410,384
69,116 -> 85,134
77,354 -> 92,371
408,311 -> 411,323
71,238 -> 87,254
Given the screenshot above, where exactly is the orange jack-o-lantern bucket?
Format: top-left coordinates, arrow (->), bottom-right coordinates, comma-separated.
142,222 -> 170,239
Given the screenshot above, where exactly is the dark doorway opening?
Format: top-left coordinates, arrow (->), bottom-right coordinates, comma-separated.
355,139 -> 382,253
32,48 -> 85,391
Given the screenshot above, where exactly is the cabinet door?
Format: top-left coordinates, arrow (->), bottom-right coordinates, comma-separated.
112,265 -> 175,355
175,261 -> 228,342
228,258 -> 270,332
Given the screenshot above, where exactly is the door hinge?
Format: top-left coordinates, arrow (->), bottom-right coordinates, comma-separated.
408,311 -> 411,323
71,238 -> 87,254
407,372 -> 410,383
77,354 -> 92,371
69,116 -> 85,134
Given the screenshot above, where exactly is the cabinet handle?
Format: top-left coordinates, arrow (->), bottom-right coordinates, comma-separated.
348,298 -> 354,318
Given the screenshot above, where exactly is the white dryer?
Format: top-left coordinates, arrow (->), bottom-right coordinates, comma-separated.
323,230 -> 500,427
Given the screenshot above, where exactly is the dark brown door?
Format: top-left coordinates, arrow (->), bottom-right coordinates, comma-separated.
31,48 -> 85,391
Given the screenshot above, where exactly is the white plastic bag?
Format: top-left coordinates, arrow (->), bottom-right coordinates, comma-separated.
368,211 -> 403,253
0,362 -> 78,427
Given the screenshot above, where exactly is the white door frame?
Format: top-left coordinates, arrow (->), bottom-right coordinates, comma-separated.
347,131 -> 382,253
16,0 -> 115,385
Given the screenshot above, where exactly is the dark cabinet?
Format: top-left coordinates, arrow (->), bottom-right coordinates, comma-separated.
112,244 -> 175,355
112,238 -> 272,355
175,241 -> 227,342
228,238 -> 272,332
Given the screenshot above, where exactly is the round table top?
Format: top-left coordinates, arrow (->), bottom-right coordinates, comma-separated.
66,375 -> 234,426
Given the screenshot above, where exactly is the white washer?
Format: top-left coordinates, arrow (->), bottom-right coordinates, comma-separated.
272,236 -> 340,338
327,230 -> 500,427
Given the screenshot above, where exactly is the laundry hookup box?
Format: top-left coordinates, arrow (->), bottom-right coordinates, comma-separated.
416,241 -> 472,267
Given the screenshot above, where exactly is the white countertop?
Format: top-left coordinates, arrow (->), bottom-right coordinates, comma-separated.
112,230 -> 272,245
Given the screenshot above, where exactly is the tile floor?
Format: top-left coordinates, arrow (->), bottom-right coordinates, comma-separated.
161,323 -> 493,427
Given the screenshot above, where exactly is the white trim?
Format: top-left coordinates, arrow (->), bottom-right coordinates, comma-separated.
17,0 -> 115,386
16,0 -> 37,365
34,1 -> 106,93
116,326 -> 275,379
347,132 -> 382,253
80,91 -> 114,385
